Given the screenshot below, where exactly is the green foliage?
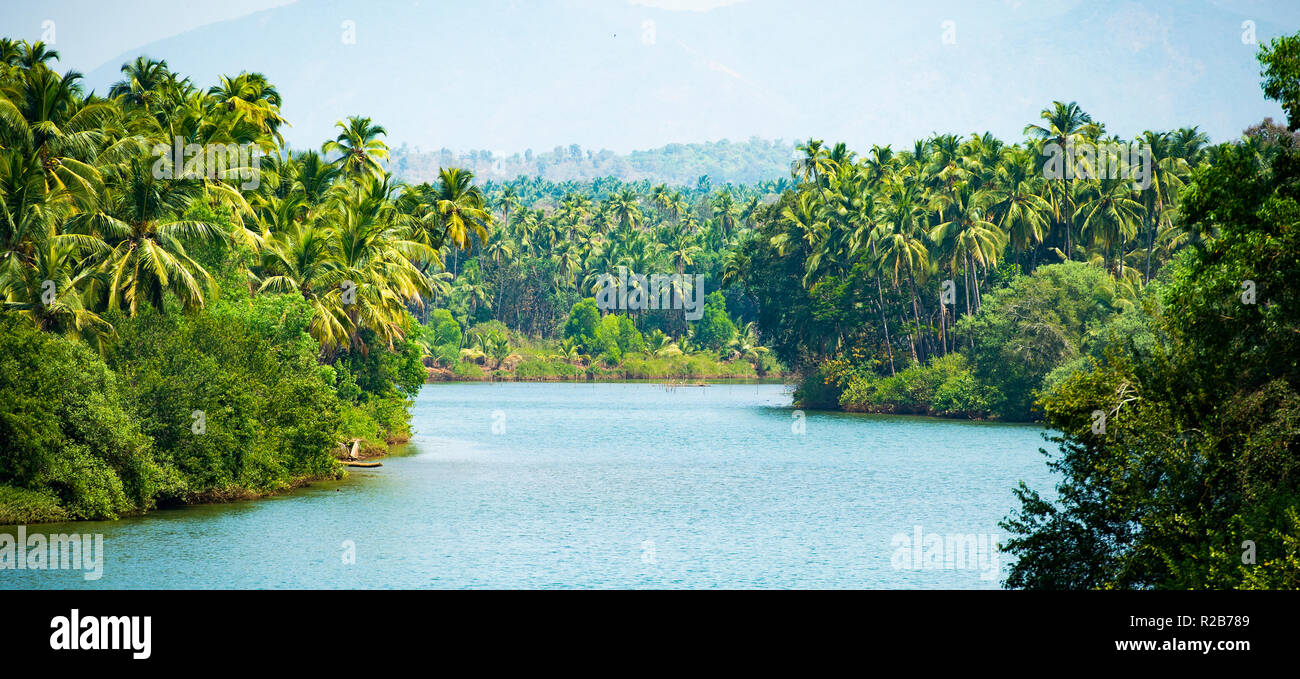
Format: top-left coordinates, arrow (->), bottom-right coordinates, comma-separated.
106,300 -> 343,503
1003,91 -> 1300,588
692,291 -> 737,350
513,358 -> 582,379
0,486 -> 69,524
838,354 -> 995,418
333,332 -> 426,401
452,359 -> 485,379
1260,33 -> 1300,131
563,298 -> 601,351
432,315 -> 462,348
957,261 -> 1131,420
617,315 -> 645,355
592,314 -> 623,364
0,317 -> 159,520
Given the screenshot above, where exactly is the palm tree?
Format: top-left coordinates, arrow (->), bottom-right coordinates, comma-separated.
109,57 -> 173,112
90,158 -> 231,315
666,232 -> 700,274
610,188 -> 642,230
207,72 -> 286,146
0,63 -> 115,192
454,267 -> 491,318
254,220 -> 351,347
877,184 -> 932,363
0,225 -> 111,343
293,150 -> 341,210
985,148 -> 1051,270
793,138 -> 835,190
497,185 -> 520,226
1077,177 -> 1145,276
929,181 -> 1004,317
1135,130 -> 1188,282
711,190 -> 740,237
430,167 -> 491,275
483,231 -> 515,266
1025,101 -> 1099,260
322,116 -> 389,178
487,331 -> 510,369
728,322 -> 769,367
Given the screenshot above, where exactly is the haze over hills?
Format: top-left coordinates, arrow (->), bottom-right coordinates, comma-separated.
19,0 -> 1297,182
390,138 -> 797,186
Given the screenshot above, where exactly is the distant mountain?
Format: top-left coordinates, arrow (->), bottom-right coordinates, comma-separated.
81,0 -> 1296,155
391,138 -> 796,186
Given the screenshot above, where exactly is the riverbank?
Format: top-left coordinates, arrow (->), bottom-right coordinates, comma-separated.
428,351 -> 781,382
789,357 -> 1039,423
427,365 -> 785,382
0,440 -> 404,526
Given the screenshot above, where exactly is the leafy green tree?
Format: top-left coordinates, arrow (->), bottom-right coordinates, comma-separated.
957,261 -> 1124,420
617,315 -> 645,354
1003,42 -> 1300,586
563,298 -> 601,351
1260,33 -> 1300,130
693,291 -> 736,350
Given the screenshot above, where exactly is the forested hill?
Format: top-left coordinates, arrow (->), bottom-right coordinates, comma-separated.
390,138 -> 796,187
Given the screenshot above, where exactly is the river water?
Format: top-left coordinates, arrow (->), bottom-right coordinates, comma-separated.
3,382 -> 1057,589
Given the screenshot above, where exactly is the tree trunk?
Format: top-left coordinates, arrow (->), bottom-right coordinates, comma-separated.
876,276 -> 896,376
907,269 -> 926,364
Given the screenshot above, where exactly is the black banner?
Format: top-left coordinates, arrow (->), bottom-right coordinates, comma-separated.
3,589 -> 1293,668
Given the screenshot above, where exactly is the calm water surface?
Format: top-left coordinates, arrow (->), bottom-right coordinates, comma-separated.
4,382 -> 1057,589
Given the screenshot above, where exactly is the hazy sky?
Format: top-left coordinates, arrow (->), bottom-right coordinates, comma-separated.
2,0 -> 298,71
3,0 -> 754,72
3,1 -> 1297,154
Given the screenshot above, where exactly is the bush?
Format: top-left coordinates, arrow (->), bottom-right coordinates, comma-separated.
838,354 -> 994,418
0,318 -> 160,521
693,291 -> 736,350
0,485 -> 69,524
563,298 -> 601,350
453,359 -> 485,379
106,299 -> 342,503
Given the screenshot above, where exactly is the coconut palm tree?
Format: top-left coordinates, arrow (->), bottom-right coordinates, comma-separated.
929,181 -> 1005,316
984,148 -> 1051,269
322,116 -> 389,178
793,138 -> 835,190
1077,177 -> 1146,276
109,57 -> 173,112
207,72 -> 286,146
1135,130 -> 1188,282
0,224 -> 111,343
877,184 -> 933,363
90,157 -> 229,315
1025,101 -> 1099,260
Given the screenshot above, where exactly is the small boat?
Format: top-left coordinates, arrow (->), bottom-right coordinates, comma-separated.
340,460 -> 382,468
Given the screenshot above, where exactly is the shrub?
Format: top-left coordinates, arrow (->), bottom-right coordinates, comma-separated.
0,317 -> 160,520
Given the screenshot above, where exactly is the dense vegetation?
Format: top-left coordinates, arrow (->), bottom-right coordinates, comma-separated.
723,34 -> 1300,588
0,42 -> 433,521
1002,35 -> 1300,588
0,39 -> 779,521
728,100 -> 1276,421
2,25 -> 1297,591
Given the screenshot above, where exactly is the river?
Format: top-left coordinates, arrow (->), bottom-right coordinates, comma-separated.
3,382 -> 1057,589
